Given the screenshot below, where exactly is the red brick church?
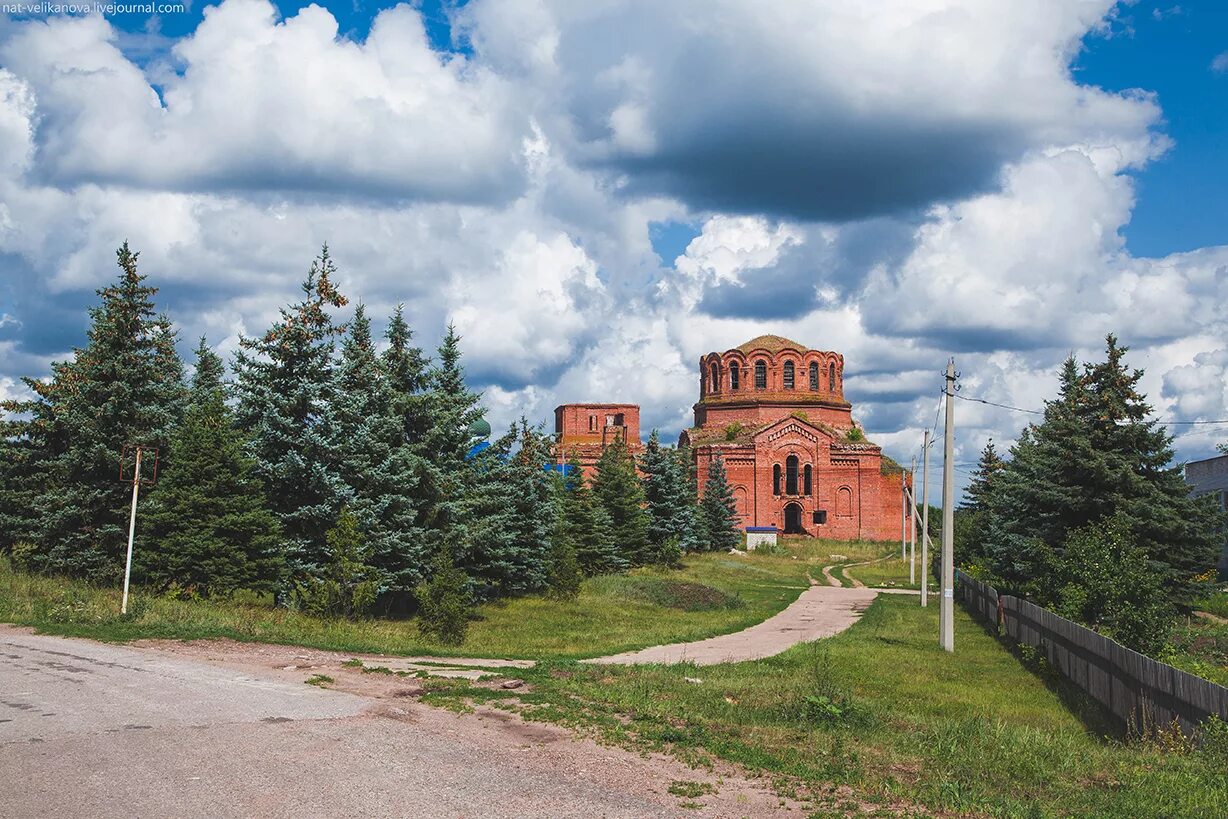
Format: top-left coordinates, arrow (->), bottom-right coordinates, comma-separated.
556,334 -> 906,541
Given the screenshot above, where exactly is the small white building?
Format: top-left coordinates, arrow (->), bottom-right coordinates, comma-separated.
744,526 -> 778,551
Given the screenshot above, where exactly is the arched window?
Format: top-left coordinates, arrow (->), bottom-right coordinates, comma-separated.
754,360 -> 767,390
836,486 -> 852,517
828,362 -> 836,390
729,364 -> 739,391
709,362 -> 719,393
783,360 -> 795,390
809,362 -> 819,391
785,455 -> 799,495
772,464 -> 782,495
803,464 -> 813,495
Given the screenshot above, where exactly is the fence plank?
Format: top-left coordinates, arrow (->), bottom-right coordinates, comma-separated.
955,570 -> 1228,735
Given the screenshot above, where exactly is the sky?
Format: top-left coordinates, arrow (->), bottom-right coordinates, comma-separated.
1,0 -> 1226,493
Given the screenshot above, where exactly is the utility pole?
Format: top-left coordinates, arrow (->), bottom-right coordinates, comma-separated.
920,430 -> 930,608
939,358 -> 957,652
900,467 -> 906,563
121,446 -> 143,616
908,457 -> 917,584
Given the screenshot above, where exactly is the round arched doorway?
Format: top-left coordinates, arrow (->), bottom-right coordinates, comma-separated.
783,502 -> 804,535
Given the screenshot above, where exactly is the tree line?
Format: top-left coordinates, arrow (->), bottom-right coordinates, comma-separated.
0,244 -> 741,642
952,336 -> 1225,655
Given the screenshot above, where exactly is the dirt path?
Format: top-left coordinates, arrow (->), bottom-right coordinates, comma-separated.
1,625 -> 804,817
586,584 -> 878,666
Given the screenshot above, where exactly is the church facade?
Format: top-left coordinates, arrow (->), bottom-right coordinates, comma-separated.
555,334 -> 906,542
681,335 -> 906,541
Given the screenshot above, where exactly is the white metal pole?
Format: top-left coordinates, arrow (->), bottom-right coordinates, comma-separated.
940,359 -> 957,652
920,430 -> 930,607
909,458 -> 916,584
121,447 -> 142,616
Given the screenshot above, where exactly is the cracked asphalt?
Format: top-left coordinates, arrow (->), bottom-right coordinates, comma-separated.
0,627 -> 800,818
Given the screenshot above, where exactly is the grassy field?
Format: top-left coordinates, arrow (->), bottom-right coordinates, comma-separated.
6,542 -> 1226,817
0,540 -> 876,659
425,596 -> 1228,818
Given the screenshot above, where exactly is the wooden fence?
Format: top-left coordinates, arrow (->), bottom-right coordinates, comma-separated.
955,570 -> 1228,735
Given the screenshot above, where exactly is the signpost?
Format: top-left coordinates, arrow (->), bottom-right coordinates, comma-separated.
119,444 -> 157,616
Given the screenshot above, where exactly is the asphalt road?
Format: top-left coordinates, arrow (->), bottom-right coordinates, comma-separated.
0,628 -> 794,818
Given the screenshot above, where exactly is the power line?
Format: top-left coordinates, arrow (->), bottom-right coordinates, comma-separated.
954,391 -> 1228,426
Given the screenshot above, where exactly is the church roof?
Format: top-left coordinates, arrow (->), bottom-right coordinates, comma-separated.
734,334 -> 809,354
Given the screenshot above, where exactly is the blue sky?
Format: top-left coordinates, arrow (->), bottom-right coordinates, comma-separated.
1,0 -> 1226,482
1074,1 -> 1228,256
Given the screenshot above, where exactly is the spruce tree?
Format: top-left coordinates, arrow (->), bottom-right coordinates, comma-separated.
417,324 -> 485,541
139,339 -> 282,596
562,454 -> 628,577
699,454 -> 741,552
954,440 -> 1005,571
381,304 -> 431,447
556,455 -> 624,575
331,305 -> 426,596
985,337 -> 1223,606
16,243 -> 185,579
453,421 -> 552,598
640,430 -> 697,563
592,436 -> 650,566
234,245 -> 348,587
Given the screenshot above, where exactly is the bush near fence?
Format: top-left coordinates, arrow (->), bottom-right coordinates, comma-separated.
956,569 -> 1228,736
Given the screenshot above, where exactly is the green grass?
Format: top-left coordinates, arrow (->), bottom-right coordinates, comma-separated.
424,596 -> 1228,818
846,552 -> 923,590
1195,588 -> 1228,620
0,547 -> 832,659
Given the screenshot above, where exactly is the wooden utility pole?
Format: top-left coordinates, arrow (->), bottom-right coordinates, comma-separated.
939,359 -> 957,652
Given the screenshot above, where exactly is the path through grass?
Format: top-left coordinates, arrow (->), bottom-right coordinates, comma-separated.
428,595 -> 1228,817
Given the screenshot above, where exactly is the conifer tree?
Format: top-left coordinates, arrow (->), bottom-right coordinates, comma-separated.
416,547 -> 473,645
139,339 -> 282,595
640,430 -> 698,562
985,337 -> 1222,605
592,436 -> 650,566
13,243 -> 185,579
699,454 -> 741,552
417,324 -> 485,540
331,305 -> 426,595
556,455 -> 624,575
234,245 -> 348,587
676,442 -> 705,550
954,440 -> 1005,570
451,422 -> 551,598
381,304 -> 431,447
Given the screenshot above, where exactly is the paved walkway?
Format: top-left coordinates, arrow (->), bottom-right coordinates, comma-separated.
586,584 -> 878,666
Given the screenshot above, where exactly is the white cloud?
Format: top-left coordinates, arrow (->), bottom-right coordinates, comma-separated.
1211,51 -> 1228,73
0,0 -> 1225,485
463,0 -> 1163,219
0,2 -> 528,202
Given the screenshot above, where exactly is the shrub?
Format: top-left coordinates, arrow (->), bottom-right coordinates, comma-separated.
290,509 -> 380,620
723,422 -> 745,441
844,426 -> 865,442
416,549 -> 473,645
1049,517 -> 1174,656
10,541 -> 38,572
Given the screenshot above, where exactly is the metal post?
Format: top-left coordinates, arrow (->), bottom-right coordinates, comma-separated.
940,359 -> 957,652
909,457 -> 917,584
921,430 -> 930,607
121,446 -> 142,616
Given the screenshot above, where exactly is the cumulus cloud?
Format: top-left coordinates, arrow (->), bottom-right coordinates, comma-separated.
463,0 -> 1164,220
0,2 -> 529,203
0,0 -> 1225,491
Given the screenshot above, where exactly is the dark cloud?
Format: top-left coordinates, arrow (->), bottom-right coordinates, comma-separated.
609,117 -> 1018,222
